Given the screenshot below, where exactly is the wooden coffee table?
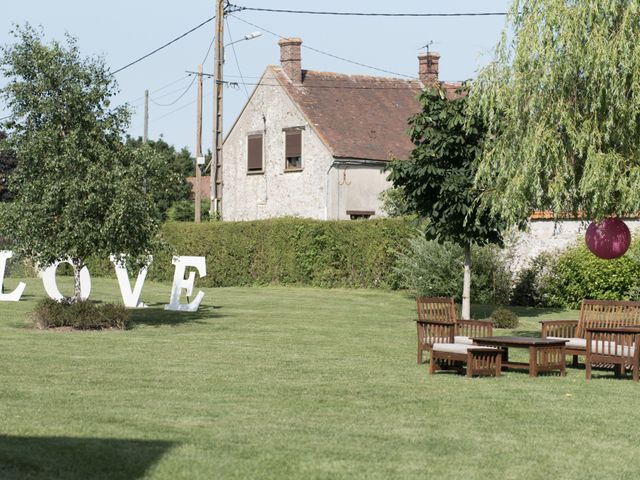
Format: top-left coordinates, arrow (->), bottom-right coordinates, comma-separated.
472,337 -> 567,377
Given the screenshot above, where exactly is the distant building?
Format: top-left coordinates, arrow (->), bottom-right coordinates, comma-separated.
222,38 -> 459,221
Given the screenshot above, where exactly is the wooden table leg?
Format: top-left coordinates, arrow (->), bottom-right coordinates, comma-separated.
529,346 -> 538,377
501,347 -> 509,368
560,348 -> 567,377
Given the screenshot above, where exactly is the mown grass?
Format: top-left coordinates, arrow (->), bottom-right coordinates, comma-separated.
0,276 -> 638,479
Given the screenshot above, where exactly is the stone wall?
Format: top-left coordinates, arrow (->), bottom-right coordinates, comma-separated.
508,219 -> 640,272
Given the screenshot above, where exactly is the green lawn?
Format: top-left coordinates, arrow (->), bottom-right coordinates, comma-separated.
0,277 -> 638,479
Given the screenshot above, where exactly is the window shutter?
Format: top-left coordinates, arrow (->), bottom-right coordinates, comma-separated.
285,131 -> 301,158
247,135 -> 263,171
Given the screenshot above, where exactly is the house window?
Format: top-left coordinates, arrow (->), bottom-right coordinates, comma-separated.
247,134 -> 263,173
347,210 -> 375,220
284,129 -> 302,171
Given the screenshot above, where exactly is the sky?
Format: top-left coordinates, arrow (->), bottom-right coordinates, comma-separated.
0,0 -> 512,157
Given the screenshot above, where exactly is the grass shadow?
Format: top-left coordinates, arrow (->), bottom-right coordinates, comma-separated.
0,435 -> 174,480
130,303 -> 225,328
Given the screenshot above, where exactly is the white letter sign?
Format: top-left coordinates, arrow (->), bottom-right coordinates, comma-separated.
110,255 -> 151,308
41,259 -> 91,301
165,256 -> 206,312
0,251 -> 26,302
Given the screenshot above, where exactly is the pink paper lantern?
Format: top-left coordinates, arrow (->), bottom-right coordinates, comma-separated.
585,217 -> 631,260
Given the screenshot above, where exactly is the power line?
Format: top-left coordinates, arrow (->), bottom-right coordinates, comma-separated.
111,16 -> 215,75
149,78 -> 197,107
0,114 -> 12,121
229,14 -> 415,79
148,31 -> 218,108
228,3 -> 508,17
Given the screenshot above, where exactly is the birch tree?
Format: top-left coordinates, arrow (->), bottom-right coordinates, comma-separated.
0,26 -> 175,301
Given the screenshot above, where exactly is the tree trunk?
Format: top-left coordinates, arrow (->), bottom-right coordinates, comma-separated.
71,257 -> 84,303
462,243 -> 472,320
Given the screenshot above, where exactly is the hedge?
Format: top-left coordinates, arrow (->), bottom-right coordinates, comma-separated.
89,218 -> 416,289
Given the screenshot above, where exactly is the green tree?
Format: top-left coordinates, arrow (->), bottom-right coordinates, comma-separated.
0,131 -> 16,202
126,136 -> 193,221
472,0 -> 640,224
0,25 -> 173,301
387,85 -> 508,318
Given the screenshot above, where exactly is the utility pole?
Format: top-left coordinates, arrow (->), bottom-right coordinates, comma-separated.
210,0 -> 225,219
195,65 -> 203,223
143,89 -> 149,144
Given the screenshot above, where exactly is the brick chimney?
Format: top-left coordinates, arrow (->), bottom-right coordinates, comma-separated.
418,52 -> 440,87
279,37 -> 303,84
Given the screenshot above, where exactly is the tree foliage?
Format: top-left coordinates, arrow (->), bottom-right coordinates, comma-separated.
387,85 -> 507,247
0,131 -> 16,202
126,136 -> 193,221
472,0 -> 640,224
0,25 -> 174,299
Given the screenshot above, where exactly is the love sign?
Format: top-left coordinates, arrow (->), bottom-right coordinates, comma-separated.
0,251 -> 206,312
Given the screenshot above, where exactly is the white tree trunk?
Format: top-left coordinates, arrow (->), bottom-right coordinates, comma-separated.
71,257 -> 83,303
462,243 -> 472,320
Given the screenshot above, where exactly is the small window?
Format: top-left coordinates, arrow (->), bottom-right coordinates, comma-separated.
285,129 -> 302,171
247,134 -> 263,172
347,210 -> 375,220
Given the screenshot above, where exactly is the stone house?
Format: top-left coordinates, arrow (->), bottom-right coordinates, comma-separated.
220,38 -> 640,268
222,38 -> 458,221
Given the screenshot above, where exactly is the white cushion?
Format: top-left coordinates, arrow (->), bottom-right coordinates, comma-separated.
454,335 -> 474,345
548,337 -> 587,349
432,343 -> 497,354
548,337 -> 636,356
589,341 -> 635,357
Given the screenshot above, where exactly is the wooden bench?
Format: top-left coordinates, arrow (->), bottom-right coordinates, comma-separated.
416,297 -> 493,364
541,299 -> 640,365
585,327 -> 640,382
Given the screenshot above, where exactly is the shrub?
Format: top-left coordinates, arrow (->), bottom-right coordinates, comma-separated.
490,307 -> 519,329
394,236 -> 512,303
472,245 -> 513,305
510,252 -> 556,307
394,236 -> 463,298
541,241 -> 640,309
32,298 -> 130,330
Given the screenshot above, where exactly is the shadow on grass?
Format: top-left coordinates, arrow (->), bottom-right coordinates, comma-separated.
0,435 -> 174,480
130,303 -> 225,328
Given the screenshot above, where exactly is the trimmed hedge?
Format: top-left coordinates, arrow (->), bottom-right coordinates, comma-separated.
86,218 -> 416,289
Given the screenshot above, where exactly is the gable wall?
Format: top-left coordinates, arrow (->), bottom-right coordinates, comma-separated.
223,69 -> 334,221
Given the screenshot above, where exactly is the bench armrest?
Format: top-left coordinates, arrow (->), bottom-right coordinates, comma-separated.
540,320 -> 578,338
416,320 -> 455,344
586,328 -> 640,359
457,319 -> 493,338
